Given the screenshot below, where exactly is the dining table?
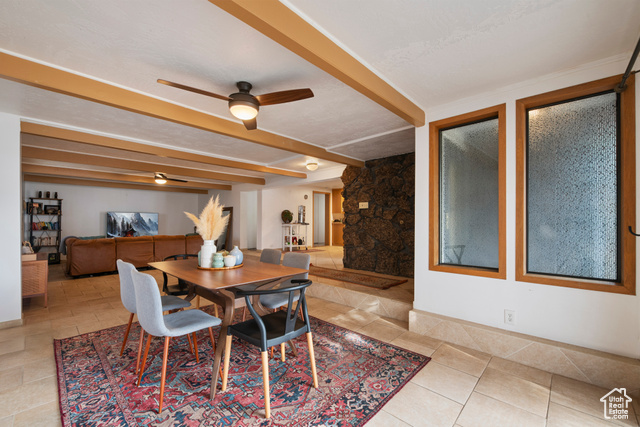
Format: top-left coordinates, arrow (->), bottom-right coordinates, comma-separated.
148,256 -> 308,399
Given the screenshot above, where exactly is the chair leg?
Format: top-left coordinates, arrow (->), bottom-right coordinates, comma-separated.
137,334 -> 153,386
242,306 -> 247,321
261,351 -> 271,419
120,313 -> 134,356
158,337 -> 171,414
222,334 -> 232,391
136,328 -> 145,375
213,304 -> 219,318
306,332 -> 318,388
280,342 -> 286,362
193,332 -> 199,363
196,296 -> 201,309
186,333 -> 193,354
207,327 -> 216,353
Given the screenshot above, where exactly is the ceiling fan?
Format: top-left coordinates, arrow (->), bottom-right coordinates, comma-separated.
157,79 -> 314,130
154,173 -> 187,184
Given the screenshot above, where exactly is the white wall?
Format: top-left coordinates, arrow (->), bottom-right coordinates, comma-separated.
0,113 -> 22,324
415,55 -> 640,358
260,186 -> 321,250
23,182 -> 202,239
240,191 -> 258,249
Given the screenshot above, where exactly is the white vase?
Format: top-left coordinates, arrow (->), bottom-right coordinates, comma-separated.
200,240 -> 216,267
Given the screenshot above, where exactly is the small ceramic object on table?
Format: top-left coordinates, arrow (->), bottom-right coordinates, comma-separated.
230,246 -> 243,265
224,255 -> 236,267
213,253 -> 224,268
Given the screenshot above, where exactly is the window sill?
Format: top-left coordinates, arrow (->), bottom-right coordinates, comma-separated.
429,263 -> 505,280
516,272 -> 635,295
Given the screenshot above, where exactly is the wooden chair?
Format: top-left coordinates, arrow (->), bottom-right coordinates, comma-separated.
161,254 -> 198,296
222,279 -> 318,419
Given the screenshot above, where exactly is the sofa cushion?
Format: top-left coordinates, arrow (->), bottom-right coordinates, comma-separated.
153,235 -> 187,261
186,234 -> 204,254
115,236 -> 154,268
66,238 -> 116,276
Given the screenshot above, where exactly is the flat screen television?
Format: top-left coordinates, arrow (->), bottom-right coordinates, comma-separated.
106,212 -> 159,237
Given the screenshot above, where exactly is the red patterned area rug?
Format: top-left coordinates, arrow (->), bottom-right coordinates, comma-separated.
309,265 -> 408,290
55,312 -> 429,426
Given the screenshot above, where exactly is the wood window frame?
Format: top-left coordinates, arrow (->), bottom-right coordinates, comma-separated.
429,104 -> 507,279
515,74 -> 636,295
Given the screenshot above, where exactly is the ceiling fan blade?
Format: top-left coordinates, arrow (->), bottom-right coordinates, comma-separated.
243,118 -> 257,131
167,177 -> 188,183
157,79 -> 230,101
255,88 -> 314,106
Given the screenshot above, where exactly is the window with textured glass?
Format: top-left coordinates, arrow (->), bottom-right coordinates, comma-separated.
527,92 -> 617,281
429,105 -> 506,279
516,75 -> 635,294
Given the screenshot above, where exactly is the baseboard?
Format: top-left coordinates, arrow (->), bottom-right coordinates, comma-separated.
409,308 -> 640,393
0,317 -> 23,330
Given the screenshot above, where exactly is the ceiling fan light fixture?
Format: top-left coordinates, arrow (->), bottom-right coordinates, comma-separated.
229,93 -> 259,120
154,173 -> 167,184
306,161 -> 319,171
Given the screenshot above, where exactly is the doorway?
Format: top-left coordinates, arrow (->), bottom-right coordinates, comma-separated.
312,191 -> 330,246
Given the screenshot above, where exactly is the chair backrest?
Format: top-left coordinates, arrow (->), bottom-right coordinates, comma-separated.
260,248 -> 281,265
162,254 -> 197,293
282,252 -> 310,281
131,270 -> 170,337
117,259 -> 137,313
163,254 -> 197,261
238,280 -> 313,350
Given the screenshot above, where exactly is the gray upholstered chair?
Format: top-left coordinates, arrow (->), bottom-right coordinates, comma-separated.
259,248 -> 281,265
259,252 -> 310,310
222,279 -> 317,419
237,249 -> 282,321
132,270 -> 222,413
117,259 -> 191,374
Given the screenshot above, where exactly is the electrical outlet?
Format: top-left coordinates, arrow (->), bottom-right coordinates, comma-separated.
504,309 -> 515,325
359,202 -> 368,209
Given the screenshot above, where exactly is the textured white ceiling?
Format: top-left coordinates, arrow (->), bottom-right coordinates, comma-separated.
287,0 -> 640,109
1,0 -> 639,187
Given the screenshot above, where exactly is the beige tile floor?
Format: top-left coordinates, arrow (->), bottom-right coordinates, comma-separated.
0,249 -> 637,427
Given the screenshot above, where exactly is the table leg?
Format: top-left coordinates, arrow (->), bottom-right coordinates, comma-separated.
195,287 -> 235,400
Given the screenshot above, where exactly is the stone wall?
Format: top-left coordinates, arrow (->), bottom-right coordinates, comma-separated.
341,152 -> 414,277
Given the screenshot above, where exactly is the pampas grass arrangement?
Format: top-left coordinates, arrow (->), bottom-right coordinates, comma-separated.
184,195 -> 229,241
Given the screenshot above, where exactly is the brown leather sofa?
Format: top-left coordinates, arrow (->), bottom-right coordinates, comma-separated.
65,234 -> 204,277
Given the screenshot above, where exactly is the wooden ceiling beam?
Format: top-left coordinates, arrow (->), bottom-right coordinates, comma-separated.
21,122 -> 307,178
0,52 -> 364,167
23,174 -> 209,194
22,164 -> 232,191
210,0 -> 425,127
22,146 -> 265,185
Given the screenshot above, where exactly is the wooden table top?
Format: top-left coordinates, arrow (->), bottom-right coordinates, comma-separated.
148,257 -> 307,291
